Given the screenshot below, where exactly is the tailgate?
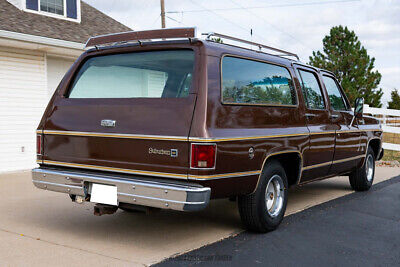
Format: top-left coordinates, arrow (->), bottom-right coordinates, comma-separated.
39,49 -> 197,179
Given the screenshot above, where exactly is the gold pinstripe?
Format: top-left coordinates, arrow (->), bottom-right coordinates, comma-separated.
188,170 -> 261,180
302,154 -> 365,171
38,154 -> 365,181
36,127 -> 379,180
189,133 -> 309,142
41,160 -> 188,179
41,130 -> 188,141
302,161 -> 331,170
39,160 -> 261,180
37,129 -> 382,143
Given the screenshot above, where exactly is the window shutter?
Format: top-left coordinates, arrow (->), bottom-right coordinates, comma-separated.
66,0 -> 78,19
26,0 -> 38,10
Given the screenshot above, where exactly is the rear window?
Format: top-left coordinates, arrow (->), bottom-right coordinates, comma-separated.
221,56 -> 296,106
68,50 -> 194,98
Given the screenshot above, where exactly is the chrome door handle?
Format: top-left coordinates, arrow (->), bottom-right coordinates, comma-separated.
330,114 -> 339,119
305,113 -> 317,118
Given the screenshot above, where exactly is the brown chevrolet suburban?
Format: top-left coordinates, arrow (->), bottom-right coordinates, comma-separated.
32,28 -> 383,232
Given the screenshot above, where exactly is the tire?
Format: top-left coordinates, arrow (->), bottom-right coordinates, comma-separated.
349,147 -> 375,191
238,160 -> 288,233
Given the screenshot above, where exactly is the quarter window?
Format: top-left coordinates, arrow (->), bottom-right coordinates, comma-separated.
221,56 -> 296,106
322,76 -> 347,111
40,0 -> 64,15
298,70 -> 325,110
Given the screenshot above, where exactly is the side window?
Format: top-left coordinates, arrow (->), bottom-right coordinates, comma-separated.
298,70 -> 325,110
221,56 -> 296,106
322,75 -> 347,111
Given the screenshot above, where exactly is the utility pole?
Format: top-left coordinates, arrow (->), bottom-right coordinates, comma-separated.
160,0 -> 166,28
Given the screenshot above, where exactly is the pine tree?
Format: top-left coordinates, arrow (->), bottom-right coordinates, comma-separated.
388,89 -> 400,110
309,25 -> 383,107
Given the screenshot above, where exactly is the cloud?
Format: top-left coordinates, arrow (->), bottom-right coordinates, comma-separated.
380,67 -> 400,76
84,0 -> 400,106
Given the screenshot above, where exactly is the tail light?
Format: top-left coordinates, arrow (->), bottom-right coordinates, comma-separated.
37,135 -> 42,155
191,144 -> 216,169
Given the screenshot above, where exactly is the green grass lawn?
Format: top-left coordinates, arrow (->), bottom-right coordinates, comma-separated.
381,132 -> 400,161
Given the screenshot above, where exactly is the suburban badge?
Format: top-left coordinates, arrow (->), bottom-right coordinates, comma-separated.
149,148 -> 178,157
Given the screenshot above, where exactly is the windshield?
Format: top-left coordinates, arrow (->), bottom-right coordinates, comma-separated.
68,50 -> 194,98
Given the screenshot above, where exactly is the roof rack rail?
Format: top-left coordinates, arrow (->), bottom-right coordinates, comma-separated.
85,27 -> 197,48
202,32 -> 299,60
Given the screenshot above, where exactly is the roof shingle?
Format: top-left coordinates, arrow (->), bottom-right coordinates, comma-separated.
0,0 -> 132,44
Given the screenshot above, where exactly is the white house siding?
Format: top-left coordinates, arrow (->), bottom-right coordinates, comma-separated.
46,55 -> 74,97
6,0 -> 22,9
0,47 -> 47,172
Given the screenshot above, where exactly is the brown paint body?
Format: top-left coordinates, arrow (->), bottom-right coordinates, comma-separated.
37,39 -> 383,199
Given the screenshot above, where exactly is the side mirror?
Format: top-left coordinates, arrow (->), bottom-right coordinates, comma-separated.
354,97 -> 364,118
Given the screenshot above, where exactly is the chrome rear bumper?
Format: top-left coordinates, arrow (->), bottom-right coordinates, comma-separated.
32,168 -> 210,211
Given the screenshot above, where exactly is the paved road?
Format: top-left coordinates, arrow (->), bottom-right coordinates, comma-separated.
0,167 -> 398,266
157,174 -> 400,267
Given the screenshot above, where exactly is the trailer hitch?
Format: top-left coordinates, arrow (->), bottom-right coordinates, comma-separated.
93,204 -> 118,216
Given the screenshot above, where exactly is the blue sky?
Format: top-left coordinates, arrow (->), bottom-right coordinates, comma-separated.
84,0 -> 399,106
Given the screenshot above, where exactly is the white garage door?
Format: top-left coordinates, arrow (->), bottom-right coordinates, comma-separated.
0,49 -> 77,173
0,47 -> 47,172
47,56 -> 74,96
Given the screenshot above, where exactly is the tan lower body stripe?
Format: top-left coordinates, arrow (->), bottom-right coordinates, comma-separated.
41,160 -> 188,179
38,153 -> 366,180
189,170 -> 261,180
302,155 -> 365,170
38,160 -> 261,180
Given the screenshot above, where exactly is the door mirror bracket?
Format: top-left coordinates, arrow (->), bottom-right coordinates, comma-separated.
350,97 -> 364,126
354,97 -> 364,118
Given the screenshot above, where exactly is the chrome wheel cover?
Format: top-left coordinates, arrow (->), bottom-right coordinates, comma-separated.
366,154 -> 374,182
265,175 -> 284,217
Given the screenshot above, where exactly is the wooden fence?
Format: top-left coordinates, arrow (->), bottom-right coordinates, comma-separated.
364,105 -> 400,152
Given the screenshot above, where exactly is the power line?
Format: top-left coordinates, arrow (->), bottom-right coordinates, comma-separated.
167,0 -> 360,14
187,0 -> 297,57
165,11 -> 203,33
188,0 -> 273,47
228,0 -> 314,52
188,0 -> 253,34
150,14 -> 161,28
166,15 -> 184,25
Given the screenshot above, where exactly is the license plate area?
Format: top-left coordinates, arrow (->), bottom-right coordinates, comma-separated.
90,183 -> 118,206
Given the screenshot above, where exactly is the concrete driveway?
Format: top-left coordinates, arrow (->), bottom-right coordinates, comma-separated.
0,167 -> 398,266
158,173 -> 400,266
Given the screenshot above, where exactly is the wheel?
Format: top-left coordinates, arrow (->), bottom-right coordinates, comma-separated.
238,160 -> 288,233
349,147 -> 375,191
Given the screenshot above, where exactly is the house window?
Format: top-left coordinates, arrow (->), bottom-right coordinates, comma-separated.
40,0 -> 64,15
26,0 -> 79,20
